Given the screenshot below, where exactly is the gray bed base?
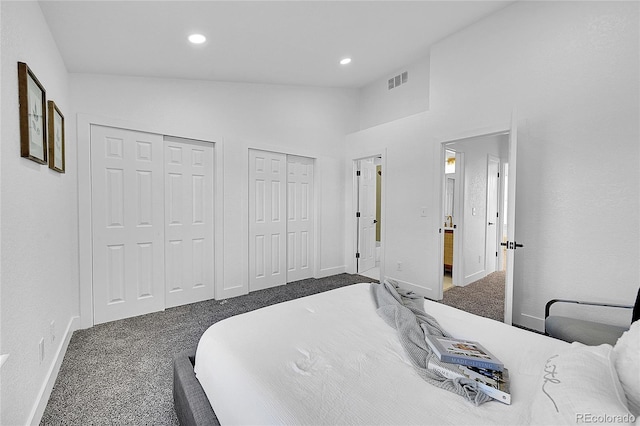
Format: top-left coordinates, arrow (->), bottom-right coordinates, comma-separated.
173,350 -> 220,426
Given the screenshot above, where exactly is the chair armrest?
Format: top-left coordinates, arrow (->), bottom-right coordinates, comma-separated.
545,299 -> 633,319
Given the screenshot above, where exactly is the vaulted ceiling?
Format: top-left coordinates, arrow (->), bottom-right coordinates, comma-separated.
39,1 -> 514,88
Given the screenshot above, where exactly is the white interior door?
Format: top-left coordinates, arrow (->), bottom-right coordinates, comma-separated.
485,155 -> 500,275
286,156 -> 314,282
357,158 -> 377,273
249,149 -> 287,291
504,114 -> 518,325
91,125 -> 165,324
164,137 -> 214,308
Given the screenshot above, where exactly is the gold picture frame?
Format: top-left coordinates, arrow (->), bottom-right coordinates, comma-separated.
18,62 -> 47,164
48,100 -> 65,173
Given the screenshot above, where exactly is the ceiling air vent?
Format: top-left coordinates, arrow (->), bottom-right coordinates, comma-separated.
388,71 -> 409,90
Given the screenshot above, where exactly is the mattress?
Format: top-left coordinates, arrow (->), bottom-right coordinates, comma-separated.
194,283 -> 570,425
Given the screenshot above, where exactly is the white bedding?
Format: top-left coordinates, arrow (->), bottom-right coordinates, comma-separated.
194,283 -> 571,425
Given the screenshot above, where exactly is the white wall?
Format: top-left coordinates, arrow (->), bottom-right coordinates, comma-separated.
358,55 -> 430,130
0,2 -> 79,425
70,74 -> 359,316
346,0 -> 639,331
345,112 -> 443,298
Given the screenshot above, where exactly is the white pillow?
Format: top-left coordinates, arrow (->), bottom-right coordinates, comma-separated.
530,342 -> 635,425
614,321 -> 640,417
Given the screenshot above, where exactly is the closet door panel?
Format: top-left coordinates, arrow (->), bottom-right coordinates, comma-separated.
249,149 -> 287,291
286,156 -> 314,282
164,138 -> 214,308
91,125 -> 165,324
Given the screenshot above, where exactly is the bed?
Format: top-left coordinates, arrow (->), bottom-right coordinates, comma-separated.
174,283 -> 639,425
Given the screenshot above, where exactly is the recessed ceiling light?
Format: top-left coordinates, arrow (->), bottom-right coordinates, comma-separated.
340,58 -> 352,65
188,34 -> 206,44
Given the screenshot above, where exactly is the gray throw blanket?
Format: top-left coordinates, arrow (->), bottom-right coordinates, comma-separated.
371,279 -> 492,405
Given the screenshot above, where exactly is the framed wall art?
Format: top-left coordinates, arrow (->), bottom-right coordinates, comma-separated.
18,62 -> 47,164
48,100 -> 65,173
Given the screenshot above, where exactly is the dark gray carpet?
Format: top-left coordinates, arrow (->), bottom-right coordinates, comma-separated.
40,273 -> 374,426
440,271 -> 506,322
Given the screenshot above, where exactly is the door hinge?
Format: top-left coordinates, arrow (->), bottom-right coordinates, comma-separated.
356,212 -> 361,218
356,170 -> 361,176
356,252 -> 360,258
496,251 -> 498,257
497,172 -> 500,178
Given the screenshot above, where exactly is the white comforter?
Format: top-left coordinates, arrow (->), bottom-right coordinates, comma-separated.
195,283 -> 569,425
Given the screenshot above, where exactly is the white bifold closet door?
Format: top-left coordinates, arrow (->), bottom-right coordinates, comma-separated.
91,125 -> 165,324
91,126 -> 214,324
286,155 -> 314,282
249,150 -> 314,292
164,137 -> 214,308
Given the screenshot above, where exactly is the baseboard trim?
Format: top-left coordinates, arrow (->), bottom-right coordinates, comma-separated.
385,277 -> 437,299
317,266 -> 346,278
463,270 -> 486,286
517,313 -> 544,333
28,315 -> 80,426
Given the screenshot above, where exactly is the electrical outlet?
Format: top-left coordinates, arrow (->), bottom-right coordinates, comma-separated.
39,338 -> 45,364
50,320 -> 56,343
397,261 -> 403,271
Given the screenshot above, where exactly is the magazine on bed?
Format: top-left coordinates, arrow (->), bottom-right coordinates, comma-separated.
425,335 -> 504,371
427,359 -> 511,405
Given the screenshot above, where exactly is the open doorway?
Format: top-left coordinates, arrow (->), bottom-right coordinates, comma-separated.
439,131 -> 513,321
356,156 -> 382,281
442,149 -> 459,292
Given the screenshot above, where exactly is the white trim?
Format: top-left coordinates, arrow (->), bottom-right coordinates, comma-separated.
346,150 -> 387,278
386,277 -> 438,299
213,137 -> 225,302
438,123 -> 510,146
28,316 -> 80,426
463,270 -> 486,286
517,313 -> 544,333
77,113 -> 224,327
317,266 -> 346,278
312,157 -> 322,279
438,116 -> 515,323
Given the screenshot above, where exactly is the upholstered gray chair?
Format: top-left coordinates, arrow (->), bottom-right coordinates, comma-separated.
545,288 -> 640,346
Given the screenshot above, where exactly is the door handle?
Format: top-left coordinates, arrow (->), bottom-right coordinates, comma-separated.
501,241 -> 524,249
373,219 -> 378,224
488,222 -> 495,226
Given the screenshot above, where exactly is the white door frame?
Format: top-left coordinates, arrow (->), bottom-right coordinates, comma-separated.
350,152 -> 386,281
439,148 -> 465,293
485,154 -> 500,275
77,114 -> 224,328
437,119 -> 515,323
356,158 -> 377,274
